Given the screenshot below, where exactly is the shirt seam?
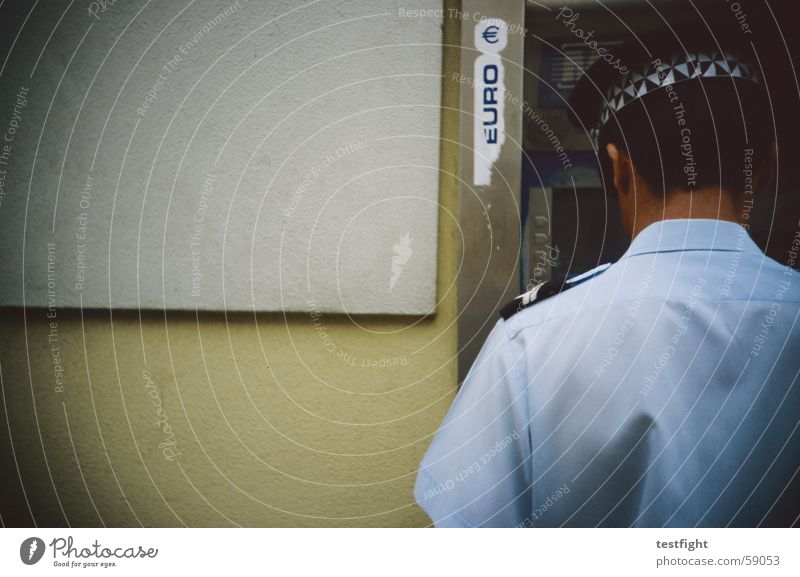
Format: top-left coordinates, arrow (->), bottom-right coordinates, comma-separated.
506,339 -> 533,516
507,296 -> 800,338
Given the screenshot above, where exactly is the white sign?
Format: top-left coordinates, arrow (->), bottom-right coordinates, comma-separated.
0,1 -> 443,315
473,19 -> 508,186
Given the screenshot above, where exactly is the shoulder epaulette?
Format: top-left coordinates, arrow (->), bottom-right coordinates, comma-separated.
500,262 -> 611,320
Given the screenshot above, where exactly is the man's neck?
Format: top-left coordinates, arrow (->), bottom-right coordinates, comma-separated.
630,186 -> 741,239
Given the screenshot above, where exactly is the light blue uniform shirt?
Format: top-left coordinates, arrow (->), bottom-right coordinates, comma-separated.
415,219 -> 800,527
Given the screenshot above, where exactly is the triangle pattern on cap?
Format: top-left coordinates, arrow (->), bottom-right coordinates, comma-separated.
588,48 -> 762,149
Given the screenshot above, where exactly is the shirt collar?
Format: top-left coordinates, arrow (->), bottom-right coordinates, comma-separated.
619,218 -> 761,260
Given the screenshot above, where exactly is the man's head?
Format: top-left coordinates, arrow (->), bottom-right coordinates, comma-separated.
569,22 -> 775,238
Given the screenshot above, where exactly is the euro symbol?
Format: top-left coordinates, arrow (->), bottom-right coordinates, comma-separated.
482,25 -> 500,44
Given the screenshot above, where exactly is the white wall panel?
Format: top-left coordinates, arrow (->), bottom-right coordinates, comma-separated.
0,0 -> 442,314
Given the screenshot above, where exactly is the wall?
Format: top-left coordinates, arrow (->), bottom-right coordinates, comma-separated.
456,0 -> 525,381
0,1 -> 461,528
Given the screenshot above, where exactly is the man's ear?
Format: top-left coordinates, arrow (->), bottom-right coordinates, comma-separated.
605,143 -> 632,197
754,142 -> 777,196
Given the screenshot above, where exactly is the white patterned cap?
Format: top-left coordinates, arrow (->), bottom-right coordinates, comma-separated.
567,21 -> 766,149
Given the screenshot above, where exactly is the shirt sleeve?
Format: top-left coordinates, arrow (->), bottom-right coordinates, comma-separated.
414,318 -> 532,527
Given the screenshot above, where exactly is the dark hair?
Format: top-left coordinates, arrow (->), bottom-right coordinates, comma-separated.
598,78 -> 773,197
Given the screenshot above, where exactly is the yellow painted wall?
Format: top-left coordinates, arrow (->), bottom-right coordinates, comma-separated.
0,2 -> 461,528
